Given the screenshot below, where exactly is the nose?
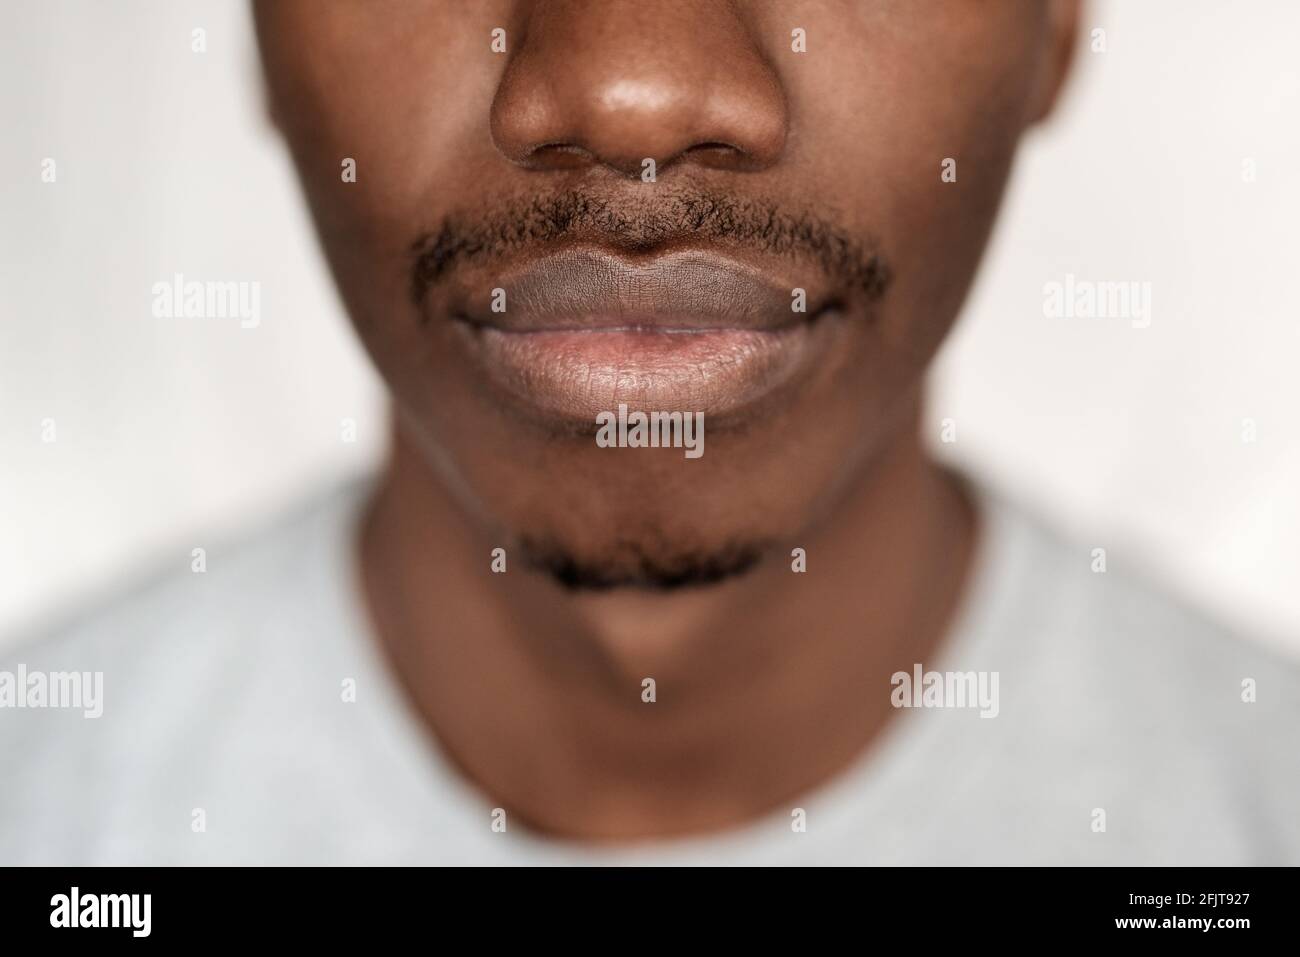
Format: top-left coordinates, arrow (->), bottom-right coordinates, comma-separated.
490,0 -> 788,177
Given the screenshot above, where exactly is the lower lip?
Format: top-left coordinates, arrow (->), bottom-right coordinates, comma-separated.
454,321 -> 831,423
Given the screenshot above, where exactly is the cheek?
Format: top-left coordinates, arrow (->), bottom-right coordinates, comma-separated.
780,17 -> 1035,358
265,8 -> 505,269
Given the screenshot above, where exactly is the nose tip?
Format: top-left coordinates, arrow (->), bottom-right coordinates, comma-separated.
490,3 -> 788,177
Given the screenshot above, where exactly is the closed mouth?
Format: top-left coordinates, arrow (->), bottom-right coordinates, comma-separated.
428,246 -> 851,425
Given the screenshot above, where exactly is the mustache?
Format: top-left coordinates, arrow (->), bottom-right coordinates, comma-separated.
409,186 -> 892,306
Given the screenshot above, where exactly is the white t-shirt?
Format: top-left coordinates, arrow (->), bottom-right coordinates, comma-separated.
2,476 -> 1297,865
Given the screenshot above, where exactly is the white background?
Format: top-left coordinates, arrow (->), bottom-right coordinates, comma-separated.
2,1 -> 1297,656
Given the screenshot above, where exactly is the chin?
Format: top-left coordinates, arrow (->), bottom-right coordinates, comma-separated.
517,533 -> 770,592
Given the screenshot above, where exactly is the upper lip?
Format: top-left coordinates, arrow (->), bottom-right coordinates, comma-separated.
448,249 -> 826,333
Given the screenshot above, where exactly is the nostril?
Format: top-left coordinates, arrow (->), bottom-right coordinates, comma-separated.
682,141 -> 763,171
689,142 -> 742,153
523,142 -> 596,170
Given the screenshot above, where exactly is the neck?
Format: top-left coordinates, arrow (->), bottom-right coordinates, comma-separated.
357,400 -> 976,841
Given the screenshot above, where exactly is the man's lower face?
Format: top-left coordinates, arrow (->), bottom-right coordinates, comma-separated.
255,0 -> 1049,588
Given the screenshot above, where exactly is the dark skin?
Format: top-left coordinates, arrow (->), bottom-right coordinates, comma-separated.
254,0 -> 1079,840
